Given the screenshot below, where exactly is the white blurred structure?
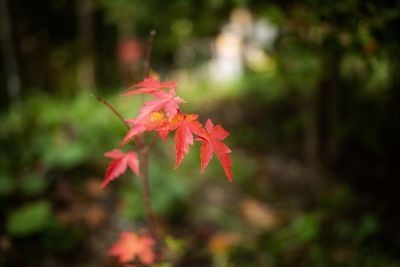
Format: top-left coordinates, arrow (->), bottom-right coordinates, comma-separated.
209,8 -> 278,83
252,18 -> 278,49
172,8 -> 279,88
209,31 -> 243,83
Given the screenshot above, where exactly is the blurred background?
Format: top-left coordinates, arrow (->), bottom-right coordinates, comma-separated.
1,0 -> 400,266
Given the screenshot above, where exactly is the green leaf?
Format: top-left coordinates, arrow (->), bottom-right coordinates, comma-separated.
0,175 -> 16,196
20,174 -> 49,196
165,235 -> 185,253
43,222 -> 80,253
291,214 -> 320,242
7,200 -> 52,237
151,263 -> 172,267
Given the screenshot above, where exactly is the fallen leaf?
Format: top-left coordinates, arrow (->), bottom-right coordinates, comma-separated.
240,198 -> 279,229
109,232 -> 155,265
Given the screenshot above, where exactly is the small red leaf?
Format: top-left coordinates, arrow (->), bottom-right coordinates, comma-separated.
122,78 -> 176,96
197,119 -> 233,182
102,149 -> 140,188
109,232 -> 155,265
200,140 -> 213,172
121,111 -> 168,146
135,89 -> 185,122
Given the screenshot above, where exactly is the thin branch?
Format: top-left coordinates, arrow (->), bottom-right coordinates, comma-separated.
149,132 -> 160,148
93,94 -> 144,148
140,146 -> 157,239
140,146 -> 163,262
94,95 -> 129,129
144,30 -> 156,78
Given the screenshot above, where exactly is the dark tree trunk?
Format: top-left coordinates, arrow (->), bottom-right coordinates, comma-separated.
75,0 -> 95,91
301,90 -> 321,168
325,52 -> 341,168
0,0 -> 21,105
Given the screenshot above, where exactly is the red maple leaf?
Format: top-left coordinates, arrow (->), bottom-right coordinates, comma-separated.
109,232 -> 155,265
102,149 -> 140,188
136,89 -> 185,122
167,112 -> 205,168
197,119 -> 233,182
122,78 -> 176,96
121,111 -> 169,146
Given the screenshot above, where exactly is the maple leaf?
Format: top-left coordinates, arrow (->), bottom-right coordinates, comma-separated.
109,232 -> 155,265
197,119 -> 233,182
102,149 -> 140,188
122,78 -> 176,96
121,111 -> 169,146
168,112 -> 205,168
136,89 -> 185,122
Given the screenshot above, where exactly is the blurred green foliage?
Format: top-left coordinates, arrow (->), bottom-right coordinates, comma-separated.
6,200 -> 52,237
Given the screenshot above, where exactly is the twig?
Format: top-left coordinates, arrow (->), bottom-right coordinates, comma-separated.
94,95 -> 129,129
140,30 -> 161,260
93,94 -> 144,148
149,133 -> 160,148
97,30 -> 160,259
140,146 -> 157,238
143,30 -> 156,78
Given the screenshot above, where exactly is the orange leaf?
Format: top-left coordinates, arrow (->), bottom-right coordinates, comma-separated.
109,232 -> 155,265
168,113 -> 204,168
